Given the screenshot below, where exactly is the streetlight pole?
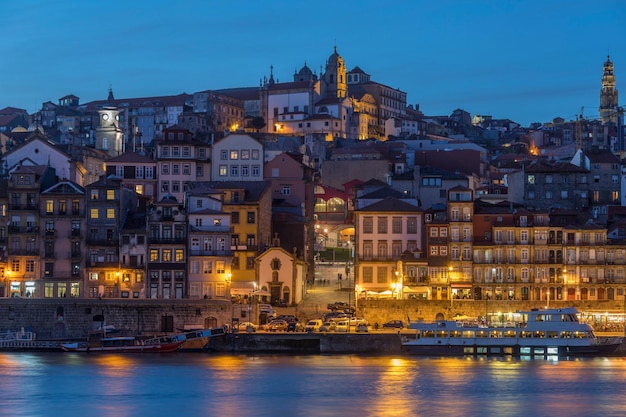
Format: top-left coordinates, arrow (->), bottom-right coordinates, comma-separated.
225,273 -> 233,331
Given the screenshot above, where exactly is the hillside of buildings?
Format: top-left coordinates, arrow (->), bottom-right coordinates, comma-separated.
0,50 -> 623,312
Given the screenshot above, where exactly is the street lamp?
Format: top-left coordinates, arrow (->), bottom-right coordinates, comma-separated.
391,282 -> 399,300
225,272 -> 232,290
249,282 -> 257,326
392,269 -> 400,300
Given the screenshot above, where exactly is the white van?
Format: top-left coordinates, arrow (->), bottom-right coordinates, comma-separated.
335,320 -> 349,333
259,304 -> 276,318
305,319 -> 323,332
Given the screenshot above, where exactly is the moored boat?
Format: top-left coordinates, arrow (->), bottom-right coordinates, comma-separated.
179,327 -> 226,351
61,334 -> 185,353
402,307 -> 622,357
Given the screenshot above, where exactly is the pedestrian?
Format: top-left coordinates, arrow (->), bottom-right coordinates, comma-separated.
375,322 -> 379,330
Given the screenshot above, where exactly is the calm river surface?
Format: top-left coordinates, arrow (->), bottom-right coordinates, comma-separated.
1,352 -> 625,417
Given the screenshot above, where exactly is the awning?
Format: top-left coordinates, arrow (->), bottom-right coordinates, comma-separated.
403,286 -> 429,293
230,288 -> 252,295
451,284 -> 473,288
230,283 -> 255,295
252,289 -> 271,297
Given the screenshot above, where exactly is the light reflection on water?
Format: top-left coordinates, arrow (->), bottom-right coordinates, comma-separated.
0,353 -> 625,417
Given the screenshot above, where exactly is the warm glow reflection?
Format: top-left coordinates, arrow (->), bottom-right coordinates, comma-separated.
93,355 -> 137,377
3,354 -> 626,417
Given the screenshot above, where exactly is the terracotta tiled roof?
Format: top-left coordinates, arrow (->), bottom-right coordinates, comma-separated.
108,152 -> 155,163
356,196 -> 422,212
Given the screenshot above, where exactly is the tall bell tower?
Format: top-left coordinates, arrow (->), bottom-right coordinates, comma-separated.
600,55 -> 619,124
324,46 -> 347,99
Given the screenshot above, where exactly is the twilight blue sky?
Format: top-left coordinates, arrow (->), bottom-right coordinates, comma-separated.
2,0 -> 625,127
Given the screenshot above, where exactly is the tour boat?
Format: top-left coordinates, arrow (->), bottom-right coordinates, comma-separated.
61,334 -> 186,353
402,307 -> 622,357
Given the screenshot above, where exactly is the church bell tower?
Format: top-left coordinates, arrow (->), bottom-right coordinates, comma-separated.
600,55 -> 619,124
324,46 -> 347,99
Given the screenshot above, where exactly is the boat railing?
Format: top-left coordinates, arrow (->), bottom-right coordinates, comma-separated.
0,330 -> 36,342
452,320 -> 531,330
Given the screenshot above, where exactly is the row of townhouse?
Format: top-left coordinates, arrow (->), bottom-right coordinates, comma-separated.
0,164 -> 280,301
0,132 -> 314,301
353,186 -> 626,304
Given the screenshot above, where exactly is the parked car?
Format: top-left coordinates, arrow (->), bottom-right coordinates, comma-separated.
356,323 -> 369,333
287,321 -> 303,332
259,304 -> 276,319
276,314 -> 298,323
334,320 -> 349,333
327,301 -> 350,311
322,311 -> 350,321
382,320 -> 406,329
305,319 -> 323,332
265,319 -> 288,332
348,317 -> 368,327
237,322 -> 257,332
319,321 -> 337,332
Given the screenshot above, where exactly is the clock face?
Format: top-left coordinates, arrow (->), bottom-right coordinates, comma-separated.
102,114 -> 109,121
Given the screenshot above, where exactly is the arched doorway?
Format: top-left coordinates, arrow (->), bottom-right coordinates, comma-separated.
204,316 -> 218,329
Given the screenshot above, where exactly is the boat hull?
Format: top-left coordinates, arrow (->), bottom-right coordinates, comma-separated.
403,307 -> 623,358
402,341 -> 622,357
179,328 -> 226,351
61,341 -> 184,353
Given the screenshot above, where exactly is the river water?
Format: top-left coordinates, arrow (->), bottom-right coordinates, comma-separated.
1,352 -> 625,417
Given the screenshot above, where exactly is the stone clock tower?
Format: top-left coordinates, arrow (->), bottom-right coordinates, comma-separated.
600,55 -> 619,124
95,105 -> 124,157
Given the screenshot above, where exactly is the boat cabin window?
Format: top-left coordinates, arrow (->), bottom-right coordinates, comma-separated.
476,330 -> 488,338
504,330 -> 516,338
519,331 -> 531,338
560,331 -> 572,339
449,330 -> 461,338
462,330 -> 474,338
533,330 -> 545,338
547,331 -> 558,338
489,330 -> 503,338
436,330 -> 447,338
422,330 -> 435,337
561,314 -> 577,322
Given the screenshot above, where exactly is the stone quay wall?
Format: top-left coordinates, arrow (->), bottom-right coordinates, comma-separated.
1,298 -> 624,341
0,299 -> 232,340
356,299 -> 626,325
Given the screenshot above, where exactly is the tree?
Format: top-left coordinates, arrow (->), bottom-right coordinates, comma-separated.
251,116 -> 266,132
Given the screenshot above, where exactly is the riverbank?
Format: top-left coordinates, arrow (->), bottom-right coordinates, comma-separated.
205,331 -> 408,354
1,331 -> 624,356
